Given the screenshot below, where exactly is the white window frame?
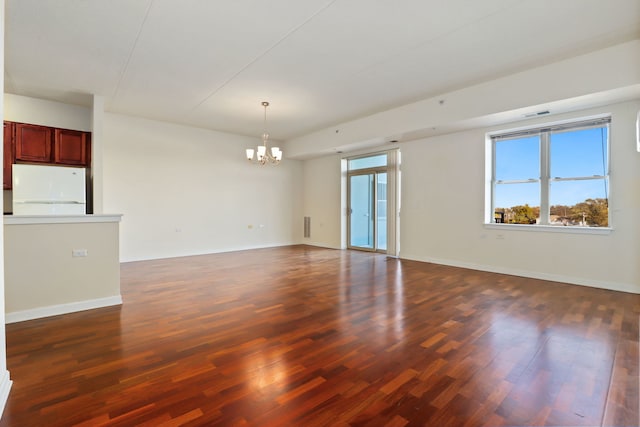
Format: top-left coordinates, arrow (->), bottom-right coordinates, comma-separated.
485,115 -> 612,234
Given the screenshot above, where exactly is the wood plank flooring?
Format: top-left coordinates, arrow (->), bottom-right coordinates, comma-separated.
1,245 -> 638,426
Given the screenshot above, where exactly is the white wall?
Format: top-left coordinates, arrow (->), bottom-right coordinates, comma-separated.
286,40 -> 640,159
4,219 -> 122,322
403,101 -> 639,293
102,113 -> 303,262
302,100 -> 640,293
1,93 -> 305,262
295,40 -> 640,294
301,154 -> 343,249
4,93 -> 91,131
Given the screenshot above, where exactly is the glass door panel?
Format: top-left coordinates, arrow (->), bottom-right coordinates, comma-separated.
376,172 -> 387,251
349,174 -> 374,249
346,151 -> 398,255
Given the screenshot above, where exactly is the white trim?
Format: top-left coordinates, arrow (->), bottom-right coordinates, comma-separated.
4,214 -> 122,225
5,295 -> 123,324
121,242 -> 297,263
487,115 -> 611,228
303,242 -> 342,251
540,132 -> 550,225
636,109 -> 639,152
389,149 -> 401,258
400,254 -> 638,294
486,112 -> 612,138
0,371 -> 13,417
0,370 -> 12,419
484,223 -> 612,235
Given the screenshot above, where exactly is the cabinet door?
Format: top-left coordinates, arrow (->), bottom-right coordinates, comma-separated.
3,122 -> 13,189
15,123 -> 53,163
54,129 -> 88,166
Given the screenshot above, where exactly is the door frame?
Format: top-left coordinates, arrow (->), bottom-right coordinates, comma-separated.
346,149 -> 400,255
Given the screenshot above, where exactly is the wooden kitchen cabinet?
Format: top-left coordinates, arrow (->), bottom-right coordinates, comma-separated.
3,122 -> 13,189
11,122 -> 90,167
54,128 -> 89,166
14,123 -> 53,163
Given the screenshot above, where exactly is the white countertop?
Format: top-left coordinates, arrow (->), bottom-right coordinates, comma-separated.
4,214 -> 123,225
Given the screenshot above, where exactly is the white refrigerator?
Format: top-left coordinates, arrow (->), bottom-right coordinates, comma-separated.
12,164 -> 86,215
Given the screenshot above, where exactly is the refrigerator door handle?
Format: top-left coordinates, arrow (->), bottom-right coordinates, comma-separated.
15,200 -> 84,204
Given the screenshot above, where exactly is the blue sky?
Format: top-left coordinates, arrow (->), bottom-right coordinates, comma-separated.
495,127 -> 608,208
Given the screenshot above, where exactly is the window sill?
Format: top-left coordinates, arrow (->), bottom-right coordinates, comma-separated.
484,223 -> 612,235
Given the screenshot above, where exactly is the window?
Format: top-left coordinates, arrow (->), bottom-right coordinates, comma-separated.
348,153 -> 387,170
489,116 -> 610,228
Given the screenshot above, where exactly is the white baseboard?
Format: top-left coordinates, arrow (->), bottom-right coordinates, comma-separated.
5,295 -> 123,324
400,255 -> 639,294
121,242 -> 299,263
302,241 -> 342,250
0,370 -> 12,418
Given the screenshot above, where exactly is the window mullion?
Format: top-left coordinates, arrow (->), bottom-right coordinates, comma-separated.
540,132 -> 550,225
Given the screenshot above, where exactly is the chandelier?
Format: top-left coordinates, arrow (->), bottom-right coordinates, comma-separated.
246,101 -> 282,165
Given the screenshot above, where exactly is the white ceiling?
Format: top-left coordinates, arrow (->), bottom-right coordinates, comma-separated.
5,0 -> 640,142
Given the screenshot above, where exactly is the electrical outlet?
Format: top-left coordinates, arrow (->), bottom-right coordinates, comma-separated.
72,249 -> 88,257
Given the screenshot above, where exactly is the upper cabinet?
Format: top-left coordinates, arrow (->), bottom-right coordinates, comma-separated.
15,123 -> 53,163
54,128 -> 90,166
12,122 -> 90,167
3,121 -> 91,190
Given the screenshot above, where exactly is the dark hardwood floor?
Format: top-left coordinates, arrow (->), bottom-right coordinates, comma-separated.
1,245 -> 638,426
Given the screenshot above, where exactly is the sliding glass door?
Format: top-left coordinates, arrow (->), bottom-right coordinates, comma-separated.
349,173 -> 374,249
348,168 -> 387,252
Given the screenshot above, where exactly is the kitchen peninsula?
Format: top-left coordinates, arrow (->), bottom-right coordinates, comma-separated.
4,214 -> 122,323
